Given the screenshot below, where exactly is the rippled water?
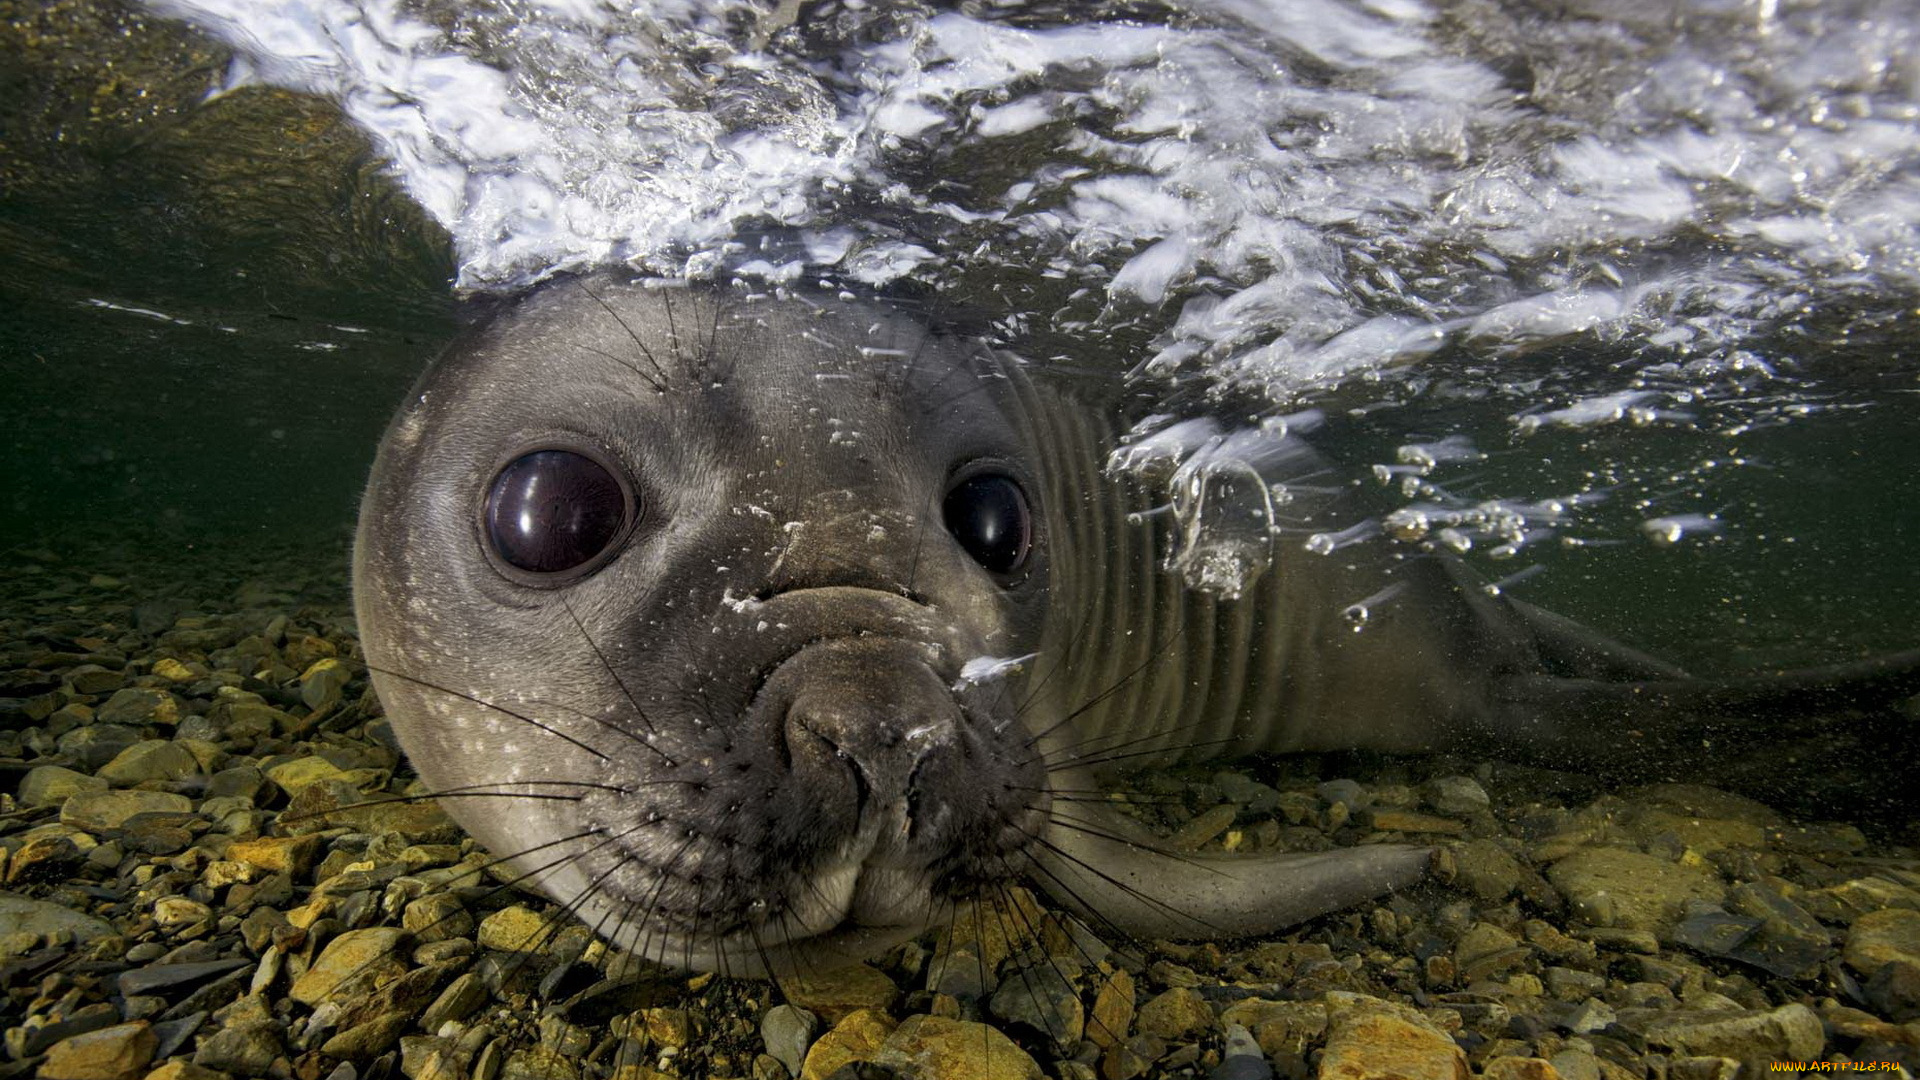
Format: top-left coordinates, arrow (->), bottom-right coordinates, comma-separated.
6,0 -> 1920,670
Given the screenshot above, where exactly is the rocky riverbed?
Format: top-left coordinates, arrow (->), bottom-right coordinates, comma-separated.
1,537 -> 1916,1080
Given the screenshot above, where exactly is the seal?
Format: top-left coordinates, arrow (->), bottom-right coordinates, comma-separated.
353,276 -> 1920,975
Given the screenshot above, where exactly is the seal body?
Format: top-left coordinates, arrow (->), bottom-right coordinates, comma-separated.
355,278 -> 1920,973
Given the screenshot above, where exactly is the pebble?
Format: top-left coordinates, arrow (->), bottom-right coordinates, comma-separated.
783,963 -> 899,1024
226,834 -> 323,876
191,1019 -> 285,1075
116,959 -> 251,997
1642,1003 -> 1824,1060
801,1008 -> 895,1080
870,1015 -> 1042,1080
1369,809 -> 1467,835
58,790 -> 193,831
1210,1022 -> 1272,1080
1136,986 -> 1214,1040
95,739 -> 201,786
420,972 -> 489,1033
476,905 -> 550,952
1545,847 -> 1724,932
1319,996 -> 1468,1080
760,1004 -> 817,1078
1169,803 -> 1240,850
1450,839 -> 1524,901
0,891 -> 115,945
95,687 -> 178,726
1844,907 -> 1920,974
1483,1059 -> 1563,1080
1424,775 -> 1491,816
321,1014 -> 411,1061
1087,966 -> 1135,1049
4,557 -> 1918,1080
16,765 -> 107,807
143,1062 -> 228,1080
1316,779 -> 1367,810
36,1021 -> 156,1080
289,927 -> 411,1005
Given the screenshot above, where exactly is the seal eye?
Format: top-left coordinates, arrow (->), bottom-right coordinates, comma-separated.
484,450 -> 631,575
943,473 -> 1032,575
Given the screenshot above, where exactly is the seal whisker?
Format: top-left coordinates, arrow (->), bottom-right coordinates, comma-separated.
364,662 -> 615,762
570,338 -> 666,395
1039,810 -> 1229,876
903,489 -> 935,600
1019,620 -> 1190,750
992,853 -> 1112,986
1003,785 -> 1183,807
1025,711 -> 1221,771
559,598 -> 669,745
574,279 -> 671,390
702,291 -> 728,383
347,827 -> 617,977
661,287 -> 684,375
496,840 -> 659,1001
1043,735 -> 1246,774
275,784 -> 598,827
1022,830 -> 1224,936
1011,829 -> 1182,942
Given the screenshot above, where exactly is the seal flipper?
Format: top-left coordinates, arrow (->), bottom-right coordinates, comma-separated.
1485,647 -> 1920,769
1506,597 -> 1690,681
1030,794 -> 1430,941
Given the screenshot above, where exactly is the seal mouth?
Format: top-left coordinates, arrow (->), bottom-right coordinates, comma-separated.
552,586 -> 1049,975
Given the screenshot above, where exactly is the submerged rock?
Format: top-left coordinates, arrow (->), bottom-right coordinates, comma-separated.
1545,847 -> 1724,933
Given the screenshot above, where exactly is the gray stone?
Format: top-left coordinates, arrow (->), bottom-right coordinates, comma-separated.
1543,967 -> 1606,1000
56,724 -> 143,770
420,972 -> 489,1034
1550,1048 -> 1603,1080
14,1002 -> 120,1056
151,1011 -> 209,1060
193,1018 -> 286,1075
117,958 -> 252,997
96,739 -> 202,786
0,891 -> 115,944
1565,997 -> 1616,1035
208,764 -> 267,800
1644,1003 -> 1824,1060
96,686 -> 180,726
1316,779 -> 1367,810
1212,771 -> 1282,814
64,664 -> 124,694
1424,775 -> 1490,817
760,1004 -> 816,1079
988,960 -> 1084,1050
16,765 -> 108,808
1673,886 -> 1832,980
1211,1022 -> 1272,1080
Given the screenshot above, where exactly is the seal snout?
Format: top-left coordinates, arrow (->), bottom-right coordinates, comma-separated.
766,637 -> 970,854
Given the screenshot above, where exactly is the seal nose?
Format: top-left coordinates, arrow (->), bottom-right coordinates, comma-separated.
775,639 -> 962,836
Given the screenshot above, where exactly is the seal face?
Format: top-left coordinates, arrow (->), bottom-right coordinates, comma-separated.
353,279 -> 1054,974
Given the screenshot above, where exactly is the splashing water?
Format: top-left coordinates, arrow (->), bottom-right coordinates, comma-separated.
136,0 -> 1920,604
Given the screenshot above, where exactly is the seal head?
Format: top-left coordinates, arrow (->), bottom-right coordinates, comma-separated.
354,279 -> 1054,974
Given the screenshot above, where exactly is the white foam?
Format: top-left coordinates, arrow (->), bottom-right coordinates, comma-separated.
137,0 -> 1920,402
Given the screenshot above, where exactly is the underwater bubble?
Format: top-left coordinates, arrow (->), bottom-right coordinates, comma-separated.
1641,513 -> 1721,547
